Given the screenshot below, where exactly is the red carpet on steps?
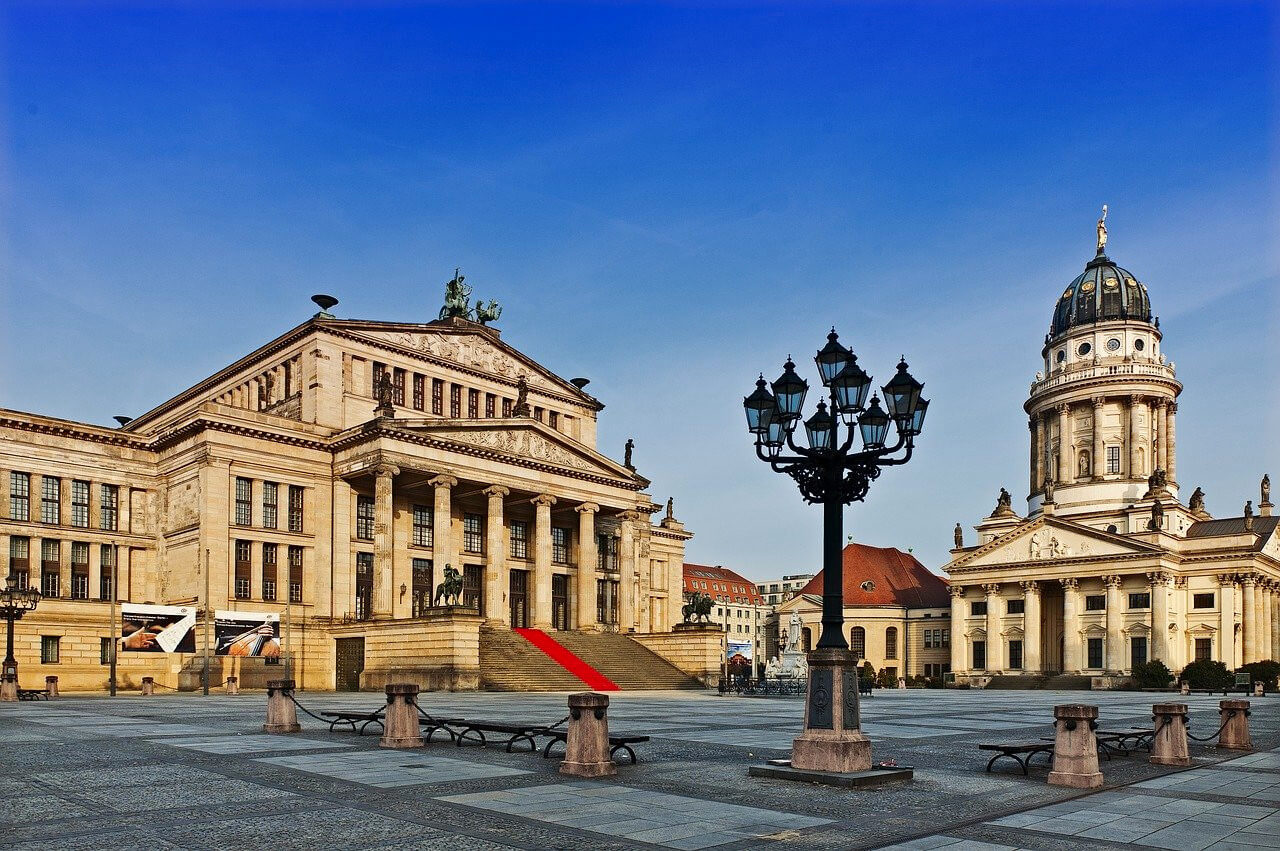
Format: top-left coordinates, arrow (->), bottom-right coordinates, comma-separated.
512,628 -> 619,691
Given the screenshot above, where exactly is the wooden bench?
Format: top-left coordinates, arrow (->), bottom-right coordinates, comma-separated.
1097,728 -> 1154,754
17,688 -> 49,701
320,710 -> 385,735
429,719 -> 552,753
979,742 -> 1055,775
540,731 -> 651,765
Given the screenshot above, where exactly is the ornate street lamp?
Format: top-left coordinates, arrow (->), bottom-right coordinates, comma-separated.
1,581 -> 41,702
743,329 -> 927,777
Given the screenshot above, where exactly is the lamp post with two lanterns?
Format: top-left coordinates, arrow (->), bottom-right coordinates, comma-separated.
743,329 -> 927,775
1,582 -> 41,702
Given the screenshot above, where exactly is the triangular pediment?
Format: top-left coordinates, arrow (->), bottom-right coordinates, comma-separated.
948,515 -> 1164,572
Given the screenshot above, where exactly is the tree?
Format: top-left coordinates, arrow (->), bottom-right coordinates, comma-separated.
1132,660 -> 1172,689
1180,659 -> 1233,691
1237,660 -> 1280,689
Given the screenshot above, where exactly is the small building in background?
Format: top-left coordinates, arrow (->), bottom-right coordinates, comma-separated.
683,562 -> 770,675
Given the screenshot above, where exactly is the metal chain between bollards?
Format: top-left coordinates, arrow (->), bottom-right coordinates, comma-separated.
285,691 -> 331,723
1186,710 -> 1237,742
543,714 -> 572,731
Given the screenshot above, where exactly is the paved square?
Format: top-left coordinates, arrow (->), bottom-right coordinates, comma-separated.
257,749 -> 530,787
159,734 -> 352,754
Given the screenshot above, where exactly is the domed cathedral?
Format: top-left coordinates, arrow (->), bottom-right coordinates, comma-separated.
944,209 -> 1279,687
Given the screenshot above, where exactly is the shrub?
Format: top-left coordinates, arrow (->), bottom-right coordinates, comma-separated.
1237,660 -> 1280,689
1180,659 -> 1233,691
860,661 -> 876,684
875,668 -> 898,689
1132,660 -> 1173,690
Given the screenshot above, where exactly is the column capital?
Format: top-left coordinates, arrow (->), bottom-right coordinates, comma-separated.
1240,572 -> 1259,588
1104,575 -> 1123,589
1167,401 -> 1178,414
1146,571 -> 1171,587
373,463 -> 400,479
1093,396 -> 1106,409
574,502 -> 600,515
1218,573 -> 1238,588
429,474 -> 459,490
619,510 -> 643,523
1173,576 -> 1188,589
981,582 -> 1001,596
1129,394 -> 1144,406
948,584 -> 967,599
482,485 -> 510,499
530,494 -> 557,508
1057,402 -> 1071,415
1020,580 -> 1040,595
1059,577 -> 1080,591
1153,398 -> 1168,410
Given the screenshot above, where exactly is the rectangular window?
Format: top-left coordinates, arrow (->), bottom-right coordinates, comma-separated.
1084,594 -> 1106,611
509,520 -> 529,559
970,601 -> 987,616
355,552 -> 373,620
41,476 -> 61,525
392,368 -> 405,406
551,527 -> 570,564
463,564 -> 484,611
1007,599 -> 1025,615
413,374 -> 425,410
262,481 -> 278,529
41,636 -> 60,664
288,485 -> 304,533
71,542 -> 89,600
502,397 -> 512,418
485,393 -> 495,418
1132,636 -> 1149,667
1087,637 -> 1104,669
972,640 -> 986,670
549,411 -> 559,430
597,533 -> 618,572
597,578 -> 619,624
450,384 -> 462,418
431,378 -> 444,415
924,629 -> 935,649
41,539 -> 60,597
100,637 -> 113,665
234,477 -> 252,526
412,558 -> 433,617
1106,445 -> 1121,474
355,495 -> 375,541
1009,640 -> 1023,670
99,545 -> 114,600
1128,592 -> 1151,609
463,513 -> 484,554
288,546 -> 303,602
468,388 -> 479,418
1193,637 -> 1210,663
71,480 -> 90,528
534,406 -> 543,422
234,539 -> 251,599
8,537 -> 30,589
942,628 -> 950,648
262,542 -> 277,602
100,484 -> 119,531
1192,592 -> 1215,609
412,505 -> 433,547
10,472 -> 30,521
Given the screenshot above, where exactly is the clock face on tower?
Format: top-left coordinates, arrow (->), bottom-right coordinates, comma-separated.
1106,338 -> 1121,352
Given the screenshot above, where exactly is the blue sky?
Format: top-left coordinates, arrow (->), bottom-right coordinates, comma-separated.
2,2 -> 1276,579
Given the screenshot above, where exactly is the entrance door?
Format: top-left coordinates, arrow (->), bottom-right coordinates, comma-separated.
335,637 -> 364,691
1040,584 -> 1064,673
551,574 -> 568,630
509,569 -> 529,627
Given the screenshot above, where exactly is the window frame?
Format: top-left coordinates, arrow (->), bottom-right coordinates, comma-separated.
71,480 -> 90,528
287,485 -> 304,533
234,477 -> 253,526
262,481 -> 279,529
40,636 -> 60,664
41,476 -> 61,525
462,513 -> 484,554
355,495 -> 375,541
9,472 -> 30,521
412,504 -> 433,547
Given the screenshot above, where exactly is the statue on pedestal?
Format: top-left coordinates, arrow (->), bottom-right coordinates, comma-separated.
1189,487 -> 1206,515
1262,474 -> 1271,505
953,522 -> 964,549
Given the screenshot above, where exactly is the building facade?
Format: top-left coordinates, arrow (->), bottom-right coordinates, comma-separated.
683,562 -> 769,670
944,218 -> 1279,683
1,289 -> 692,692
756,574 -> 814,608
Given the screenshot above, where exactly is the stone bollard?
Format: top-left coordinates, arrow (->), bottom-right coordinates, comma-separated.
1150,703 -> 1190,766
226,676 -> 239,696
141,676 -> 155,696
45,675 -> 59,698
1048,704 -> 1103,788
1180,681 -> 1190,696
263,680 -> 302,734
380,683 -> 425,749
559,692 -> 617,778
1218,699 -> 1252,751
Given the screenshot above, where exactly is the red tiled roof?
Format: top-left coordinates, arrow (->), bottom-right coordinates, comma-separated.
797,544 -> 950,609
683,563 -> 767,605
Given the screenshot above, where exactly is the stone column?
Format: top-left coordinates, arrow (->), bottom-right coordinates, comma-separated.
531,494 -> 557,629
1242,574 -> 1259,663
1048,704 -> 1103,788
1057,404 -> 1072,484
1061,578 -> 1081,673
1105,575 -> 1124,673
1091,398 -> 1105,480
1165,402 -> 1177,482
373,464 -> 399,619
618,511 -> 639,633
574,504 -> 599,631
983,583 -> 1003,673
949,585 -> 967,674
482,486 -> 510,624
430,475 -> 457,584
1261,582 -> 1273,663
1028,418 -> 1038,496
1034,413 -> 1046,492
1128,394 -> 1142,478
1154,399 -> 1168,474
1022,581 -> 1042,673
1150,572 -> 1170,664
1219,575 -> 1238,667
1271,584 -> 1280,661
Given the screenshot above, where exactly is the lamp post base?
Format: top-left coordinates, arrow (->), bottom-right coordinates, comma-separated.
0,678 -> 15,702
789,648 -> 873,773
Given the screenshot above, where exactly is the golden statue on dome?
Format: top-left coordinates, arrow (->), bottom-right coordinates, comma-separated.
1096,204 -> 1109,253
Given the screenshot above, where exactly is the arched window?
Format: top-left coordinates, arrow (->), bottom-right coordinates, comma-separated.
851,626 -> 866,659
885,627 -> 898,660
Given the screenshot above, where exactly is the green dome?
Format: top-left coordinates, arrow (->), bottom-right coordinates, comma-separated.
1050,252 -> 1153,338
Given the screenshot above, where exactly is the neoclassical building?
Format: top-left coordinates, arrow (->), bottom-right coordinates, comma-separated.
0,283 -> 692,691
945,215 -> 1278,683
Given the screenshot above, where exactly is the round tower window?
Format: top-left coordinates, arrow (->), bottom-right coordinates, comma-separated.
1077,342 -> 1092,356
1106,338 -> 1121,352
1134,338 -> 1145,351
1056,350 -> 1067,364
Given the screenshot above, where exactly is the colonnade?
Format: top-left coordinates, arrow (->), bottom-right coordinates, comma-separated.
1029,396 -> 1177,494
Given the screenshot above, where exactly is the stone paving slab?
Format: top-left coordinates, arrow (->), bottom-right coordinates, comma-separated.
157,734 -> 353,754
256,750 -> 530,787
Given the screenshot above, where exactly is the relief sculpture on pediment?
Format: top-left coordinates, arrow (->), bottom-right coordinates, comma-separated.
434,428 -> 595,472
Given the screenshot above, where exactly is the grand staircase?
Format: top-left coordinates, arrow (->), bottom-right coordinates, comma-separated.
478,627 -> 703,691
984,674 -> 1093,690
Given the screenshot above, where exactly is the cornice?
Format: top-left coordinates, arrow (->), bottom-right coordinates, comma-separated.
0,413 -> 151,451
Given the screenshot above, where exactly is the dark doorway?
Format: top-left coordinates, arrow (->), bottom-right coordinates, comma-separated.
335,637 -> 364,691
509,569 -> 529,627
551,574 -> 568,630
462,564 -> 484,612
1040,582 -> 1064,674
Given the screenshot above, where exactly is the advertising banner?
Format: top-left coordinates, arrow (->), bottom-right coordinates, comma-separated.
726,640 -> 753,664
120,603 -> 196,653
214,611 -> 281,658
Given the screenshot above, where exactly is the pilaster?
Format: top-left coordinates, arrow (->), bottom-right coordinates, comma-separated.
1164,402 -> 1177,482
1218,575 -> 1237,667
949,585 -> 966,674
983,583 -> 1003,673
1149,571 -> 1170,664
618,511 -> 639,633
1091,398 -> 1105,481
1242,574 -> 1258,663
372,464 -> 399,619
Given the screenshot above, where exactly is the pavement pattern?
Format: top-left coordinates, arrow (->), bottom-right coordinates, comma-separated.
0,688 -> 1275,849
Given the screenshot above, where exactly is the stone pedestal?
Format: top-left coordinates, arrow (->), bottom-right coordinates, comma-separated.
263,679 -> 302,734
226,676 -> 239,695
559,692 -> 616,778
1218,699 -> 1252,751
141,676 -> 155,696
1180,682 -> 1190,696
45,675 -> 58,698
1150,703 -> 1190,766
380,683 -> 425,749
1048,704 -> 1103,788
0,678 -> 15,702
790,648 -> 871,774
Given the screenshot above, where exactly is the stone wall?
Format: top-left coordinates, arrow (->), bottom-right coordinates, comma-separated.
327,611 -> 484,691
632,624 -> 724,687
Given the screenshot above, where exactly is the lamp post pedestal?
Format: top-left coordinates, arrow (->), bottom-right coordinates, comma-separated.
0,677 -> 15,703
791,648 -> 870,772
